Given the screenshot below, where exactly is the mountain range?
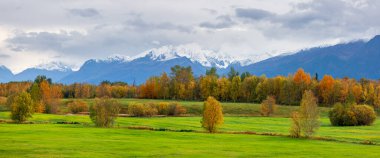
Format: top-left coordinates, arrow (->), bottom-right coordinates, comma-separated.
1,35 -> 380,84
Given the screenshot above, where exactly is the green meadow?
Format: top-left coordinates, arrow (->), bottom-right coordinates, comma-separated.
1,99 -> 380,157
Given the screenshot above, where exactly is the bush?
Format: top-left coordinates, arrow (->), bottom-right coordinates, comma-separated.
44,99 -> 60,114
260,96 -> 277,116
67,100 -> 89,114
0,96 -> 8,111
90,98 -> 121,127
168,102 -> 186,116
290,111 -> 301,138
329,103 -> 376,126
128,103 -> 157,117
10,92 -> 34,123
201,96 -> 223,133
157,102 -> 169,115
144,103 -> 158,117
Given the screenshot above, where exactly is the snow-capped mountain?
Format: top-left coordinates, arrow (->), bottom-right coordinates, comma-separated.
35,61 -> 73,72
133,44 -> 236,68
13,62 -> 73,82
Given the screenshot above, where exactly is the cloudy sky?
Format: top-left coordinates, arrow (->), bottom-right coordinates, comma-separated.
0,0 -> 380,73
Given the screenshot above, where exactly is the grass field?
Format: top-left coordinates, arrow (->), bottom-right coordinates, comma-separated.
61,98 -> 331,117
1,99 -> 380,157
1,124 -> 380,158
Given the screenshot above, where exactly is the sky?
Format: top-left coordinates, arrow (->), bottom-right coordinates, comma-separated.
0,0 -> 380,73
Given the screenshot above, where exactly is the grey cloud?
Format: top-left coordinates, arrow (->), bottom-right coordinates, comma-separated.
200,15 -> 235,29
235,8 -> 275,20
0,54 -> 10,58
201,8 -> 218,15
68,8 -> 100,17
6,31 -> 83,52
126,16 -> 193,33
234,0 -> 380,41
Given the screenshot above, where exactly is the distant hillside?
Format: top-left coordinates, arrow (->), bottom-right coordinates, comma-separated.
239,35 -> 380,79
0,66 -> 13,82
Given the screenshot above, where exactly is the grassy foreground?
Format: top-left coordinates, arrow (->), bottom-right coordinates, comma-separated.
1,111 -> 380,144
0,124 -> 380,157
1,99 -> 379,157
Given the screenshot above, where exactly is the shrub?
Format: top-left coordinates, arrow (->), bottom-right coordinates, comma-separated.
44,99 -> 60,114
10,92 -> 34,123
168,102 -> 186,116
128,103 -> 157,117
290,111 -> 301,138
144,103 -> 158,117
329,103 -> 376,126
128,103 -> 145,117
352,105 -> 376,125
260,96 -> 277,116
67,100 -> 88,114
90,98 -> 121,127
157,102 -> 169,115
0,96 -> 8,111
201,96 -> 223,133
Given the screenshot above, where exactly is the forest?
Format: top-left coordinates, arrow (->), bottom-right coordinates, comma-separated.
1,66 -> 380,110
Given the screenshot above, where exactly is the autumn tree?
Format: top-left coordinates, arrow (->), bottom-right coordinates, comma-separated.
96,81 -> 112,97
217,77 -> 230,101
352,84 -> 364,104
170,65 -> 195,100
241,76 -> 260,102
299,90 -> 320,137
200,74 -> 218,100
159,72 -> 170,99
201,96 -> 223,133
261,96 -> 277,116
10,92 -> 34,123
319,75 -> 335,106
28,76 -> 60,114
293,68 -> 311,101
230,76 -> 241,102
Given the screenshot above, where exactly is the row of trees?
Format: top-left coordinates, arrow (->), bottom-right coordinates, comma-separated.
130,67 -> 380,108
2,66 -> 380,108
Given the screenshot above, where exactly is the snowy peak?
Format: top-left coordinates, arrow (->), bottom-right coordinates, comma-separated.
35,62 -> 73,72
86,44 -> 274,69
136,44 -> 236,68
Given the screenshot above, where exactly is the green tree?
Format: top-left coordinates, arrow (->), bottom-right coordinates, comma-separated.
227,67 -> 239,81
10,92 -> 34,123
206,67 -> 218,78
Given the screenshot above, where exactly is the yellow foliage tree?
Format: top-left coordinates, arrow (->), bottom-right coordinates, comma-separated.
201,96 -> 223,133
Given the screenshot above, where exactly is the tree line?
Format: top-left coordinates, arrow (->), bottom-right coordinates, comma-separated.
1,66 -> 380,109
